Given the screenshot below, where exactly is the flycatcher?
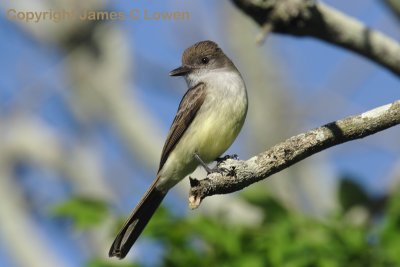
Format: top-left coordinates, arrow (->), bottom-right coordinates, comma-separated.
109,40 -> 248,259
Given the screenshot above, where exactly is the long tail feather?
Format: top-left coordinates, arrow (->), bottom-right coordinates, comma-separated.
109,181 -> 166,259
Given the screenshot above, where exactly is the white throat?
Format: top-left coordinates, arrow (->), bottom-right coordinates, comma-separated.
185,68 -> 244,90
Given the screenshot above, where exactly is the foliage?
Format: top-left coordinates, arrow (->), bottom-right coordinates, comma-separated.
86,259 -> 139,267
138,191 -> 398,267
52,196 -> 109,230
55,181 -> 400,267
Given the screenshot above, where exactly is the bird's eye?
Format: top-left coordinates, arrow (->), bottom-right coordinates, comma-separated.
201,57 -> 209,64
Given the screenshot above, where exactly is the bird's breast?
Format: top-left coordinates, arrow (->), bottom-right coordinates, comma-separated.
190,71 -> 248,162
156,70 -> 247,191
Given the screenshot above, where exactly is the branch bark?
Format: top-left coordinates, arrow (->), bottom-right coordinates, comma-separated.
189,100 -> 400,209
383,0 -> 400,22
231,0 -> 400,77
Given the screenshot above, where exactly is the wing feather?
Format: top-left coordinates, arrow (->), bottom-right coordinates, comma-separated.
158,82 -> 206,172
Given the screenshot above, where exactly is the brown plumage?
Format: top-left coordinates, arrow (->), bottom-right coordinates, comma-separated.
108,179 -> 166,258
182,40 -> 234,70
158,82 -> 206,171
109,40 -> 247,259
109,82 -> 206,259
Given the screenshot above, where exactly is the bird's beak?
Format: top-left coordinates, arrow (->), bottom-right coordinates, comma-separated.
169,65 -> 191,76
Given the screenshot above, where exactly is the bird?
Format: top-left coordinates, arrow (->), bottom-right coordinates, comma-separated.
109,40 -> 248,259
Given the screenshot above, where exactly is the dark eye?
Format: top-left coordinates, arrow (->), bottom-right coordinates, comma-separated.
201,57 -> 209,64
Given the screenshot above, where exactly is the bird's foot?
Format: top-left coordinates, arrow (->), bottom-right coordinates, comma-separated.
216,154 -> 239,163
206,165 -> 230,175
193,153 -> 229,175
215,154 -> 238,176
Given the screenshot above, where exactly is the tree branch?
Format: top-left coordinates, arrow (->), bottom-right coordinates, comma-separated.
189,100 -> 400,209
231,0 -> 400,77
383,0 -> 400,22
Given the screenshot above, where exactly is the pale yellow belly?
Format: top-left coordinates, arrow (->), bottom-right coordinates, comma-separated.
156,92 -> 247,192
190,109 -> 242,162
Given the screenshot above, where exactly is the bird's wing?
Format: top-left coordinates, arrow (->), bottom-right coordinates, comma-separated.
158,82 -> 206,171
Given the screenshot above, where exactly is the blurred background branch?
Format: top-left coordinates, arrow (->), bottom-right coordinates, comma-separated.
231,0 -> 400,76
0,0 -> 399,266
383,0 -> 400,22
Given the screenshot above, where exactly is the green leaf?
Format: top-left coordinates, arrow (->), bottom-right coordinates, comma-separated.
86,259 -> 140,267
338,175 -> 371,212
51,196 -> 108,230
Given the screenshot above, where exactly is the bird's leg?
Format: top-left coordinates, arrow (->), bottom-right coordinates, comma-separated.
193,153 -> 213,174
215,154 -> 238,176
193,153 -> 229,175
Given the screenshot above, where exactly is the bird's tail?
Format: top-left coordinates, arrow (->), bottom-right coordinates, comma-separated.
109,177 -> 166,259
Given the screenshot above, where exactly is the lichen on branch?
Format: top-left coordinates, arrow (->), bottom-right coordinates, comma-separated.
189,100 -> 400,209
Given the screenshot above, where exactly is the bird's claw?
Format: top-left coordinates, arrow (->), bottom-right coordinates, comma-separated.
206,166 -> 229,175
216,154 -> 239,163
